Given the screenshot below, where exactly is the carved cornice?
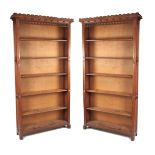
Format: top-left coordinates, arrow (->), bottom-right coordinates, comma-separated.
79,13 -> 142,25
11,13 -> 73,26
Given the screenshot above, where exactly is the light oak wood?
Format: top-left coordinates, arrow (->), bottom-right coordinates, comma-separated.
89,59 -> 133,75
20,59 -> 67,74
23,106 -> 67,116
85,40 -> 133,57
21,89 -> 67,97
20,24 -> 65,39
86,107 -> 131,117
89,94 -> 132,113
20,37 -> 67,41
89,76 -> 132,93
20,41 -> 66,57
86,121 -> 131,136
21,57 -> 68,59
85,57 -> 133,59
21,72 -> 67,78
90,111 -> 131,127
86,89 -> 132,97
88,23 -> 133,39
86,73 -> 132,78
22,93 -> 65,111
23,112 -> 65,127
21,76 -> 66,92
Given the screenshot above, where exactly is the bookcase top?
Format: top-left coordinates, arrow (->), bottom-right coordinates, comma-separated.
79,13 -> 142,25
11,13 -> 74,25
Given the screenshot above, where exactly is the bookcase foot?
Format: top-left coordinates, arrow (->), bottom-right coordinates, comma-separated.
131,136 -> 135,141
66,124 -> 71,129
19,135 -> 23,140
83,125 -> 87,129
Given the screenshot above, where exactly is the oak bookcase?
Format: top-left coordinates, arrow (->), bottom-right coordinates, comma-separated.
80,13 -> 142,140
11,13 -> 73,139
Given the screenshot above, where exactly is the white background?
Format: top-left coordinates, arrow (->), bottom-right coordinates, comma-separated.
0,0 -> 154,154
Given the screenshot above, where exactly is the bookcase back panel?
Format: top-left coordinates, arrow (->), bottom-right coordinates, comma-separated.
88,23 -> 133,39
89,59 -> 133,74
23,111 -> 64,126
90,111 -> 131,127
20,24 -> 65,39
21,59 -> 66,74
21,76 -> 66,92
22,94 -> 65,112
87,41 -> 133,57
20,41 -> 66,57
89,76 -> 132,93
89,94 -> 132,112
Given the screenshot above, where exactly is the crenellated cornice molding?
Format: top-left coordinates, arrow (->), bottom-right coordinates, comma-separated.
79,13 -> 142,25
11,13 -> 74,26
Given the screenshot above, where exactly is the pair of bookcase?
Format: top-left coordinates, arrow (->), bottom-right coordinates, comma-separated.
11,13 -> 142,140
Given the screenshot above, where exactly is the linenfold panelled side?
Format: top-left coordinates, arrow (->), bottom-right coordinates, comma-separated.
11,13 -> 73,139
80,13 -> 142,141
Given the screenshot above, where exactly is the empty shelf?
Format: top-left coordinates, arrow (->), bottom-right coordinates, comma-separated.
20,56 -> 68,59
86,89 -> 132,97
85,37 -> 133,41
20,37 -> 67,41
86,120 -> 131,135
87,107 -> 131,117
21,89 -> 68,97
23,120 -> 67,134
85,56 -> 133,59
86,73 -> 133,78
23,106 -> 67,116
21,72 -> 67,78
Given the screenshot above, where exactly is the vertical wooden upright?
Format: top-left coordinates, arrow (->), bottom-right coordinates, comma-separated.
80,13 -> 142,140
11,13 -> 73,139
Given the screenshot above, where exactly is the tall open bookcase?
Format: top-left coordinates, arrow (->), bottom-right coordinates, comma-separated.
80,13 -> 142,140
11,13 -> 73,139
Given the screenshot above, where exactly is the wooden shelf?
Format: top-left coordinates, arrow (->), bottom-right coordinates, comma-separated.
21,89 -> 68,97
21,56 -> 68,59
85,37 -> 133,41
86,73 -> 133,78
23,106 -> 67,116
86,121 -> 131,135
20,37 -> 67,41
85,56 -> 133,60
86,107 -> 131,117
21,73 -> 67,78
23,120 -> 67,134
86,89 -> 132,97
